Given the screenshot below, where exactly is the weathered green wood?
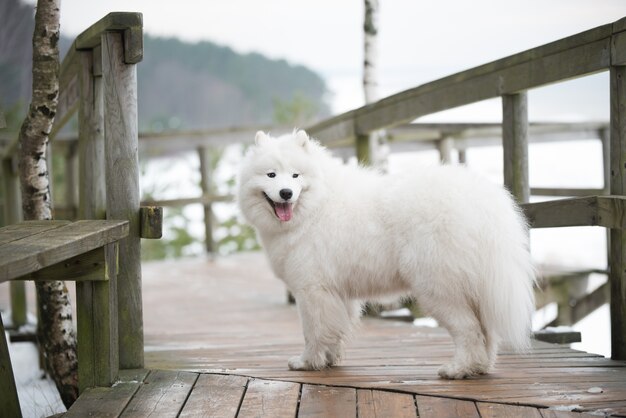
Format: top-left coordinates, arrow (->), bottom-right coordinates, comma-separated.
356,133 -> 371,165
522,196 -> 626,229
610,64 -> 626,361
139,206 -> 163,239
63,142 -> 79,220
502,92 -> 529,203
12,246 -> 108,282
52,43 -> 79,139
571,282 -> 609,325
102,31 -> 143,369
77,243 -> 119,392
78,49 -> 106,221
531,187 -> 605,197
76,46 -> 121,394
533,330 -> 582,344
76,12 -> 144,64
121,370 -> 198,417
9,280 -> 27,327
0,220 -> 70,245
1,157 -> 21,226
197,147 -> 215,253
0,220 -> 128,283
0,314 -> 21,418
1,156 -> 28,328
179,374 -> 248,417
237,379 -> 300,418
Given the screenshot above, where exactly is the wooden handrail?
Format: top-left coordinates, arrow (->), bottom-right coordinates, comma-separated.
307,18 -> 625,142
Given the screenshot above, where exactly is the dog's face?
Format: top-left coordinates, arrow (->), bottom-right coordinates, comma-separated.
238,130 -> 321,229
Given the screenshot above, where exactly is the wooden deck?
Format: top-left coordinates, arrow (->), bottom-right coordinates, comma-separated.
62,253 -> 626,417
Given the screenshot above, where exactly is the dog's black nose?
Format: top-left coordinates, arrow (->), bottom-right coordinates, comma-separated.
279,189 -> 293,200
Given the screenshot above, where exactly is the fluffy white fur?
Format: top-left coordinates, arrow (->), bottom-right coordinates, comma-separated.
238,129 -> 536,379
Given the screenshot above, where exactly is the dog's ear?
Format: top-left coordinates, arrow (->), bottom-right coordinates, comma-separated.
294,129 -> 310,148
255,131 -> 270,146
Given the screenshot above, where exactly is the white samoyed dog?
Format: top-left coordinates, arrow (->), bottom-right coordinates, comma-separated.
238,129 -> 536,379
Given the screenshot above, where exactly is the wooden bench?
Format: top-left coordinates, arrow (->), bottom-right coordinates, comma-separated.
0,219 -> 129,418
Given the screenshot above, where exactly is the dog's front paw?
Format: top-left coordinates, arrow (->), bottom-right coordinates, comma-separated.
288,356 -> 314,371
438,362 -> 488,379
438,363 -> 475,380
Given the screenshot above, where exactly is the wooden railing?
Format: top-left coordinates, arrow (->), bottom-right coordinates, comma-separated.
0,12 -> 150,383
305,17 -> 626,360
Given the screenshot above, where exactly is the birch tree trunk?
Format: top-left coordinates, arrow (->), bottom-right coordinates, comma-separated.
363,0 -> 389,170
17,0 -> 79,407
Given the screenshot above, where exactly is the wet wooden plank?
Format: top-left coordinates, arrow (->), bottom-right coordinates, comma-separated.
120,370 -> 198,417
65,381 -> 141,418
415,395 -> 479,418
477,402 -> 543,418
298,385 -> 356,418
140,255 -> 626,417
357,389 -> 417,418
179,374 -> 248,418
540,409 -> 596,417
237,379 -> 299,418
0,220 -> 70,246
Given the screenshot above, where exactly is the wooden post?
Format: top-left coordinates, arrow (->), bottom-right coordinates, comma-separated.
102,32 -> 143,369
502,92 -> 530,203
0,314 -> 21,418
1,156 -> 27,328
438,137 -> 454,164
76,47 -> 119,391
356,133 -> 371,165
64,142 -> 79,220
198,146 -> 215,254
609,65 -> 626,360
458,147 -> 467,165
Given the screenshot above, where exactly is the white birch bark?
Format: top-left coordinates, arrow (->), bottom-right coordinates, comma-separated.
363,0 -> 389,170
17,0 -> 79,407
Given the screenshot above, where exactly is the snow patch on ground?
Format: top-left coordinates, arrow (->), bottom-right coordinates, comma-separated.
3,320 -> 65,417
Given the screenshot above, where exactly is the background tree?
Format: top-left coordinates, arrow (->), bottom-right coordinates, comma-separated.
363,0 -> 389,170
17,0 -> 78,407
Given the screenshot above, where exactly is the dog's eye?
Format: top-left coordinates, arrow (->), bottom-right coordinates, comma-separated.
292,174 -> 299,178
267,172 -> 276,178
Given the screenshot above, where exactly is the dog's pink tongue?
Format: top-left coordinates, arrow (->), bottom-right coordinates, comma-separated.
275,202 -> 293,222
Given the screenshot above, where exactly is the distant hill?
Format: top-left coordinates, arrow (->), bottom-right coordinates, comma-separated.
0,0 -> 329,131
138,36 -> 329,131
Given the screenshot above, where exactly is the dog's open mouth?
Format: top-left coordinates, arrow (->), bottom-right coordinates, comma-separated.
263,193 -> 293,222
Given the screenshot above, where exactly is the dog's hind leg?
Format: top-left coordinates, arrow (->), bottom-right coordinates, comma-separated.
420,295 -> 491,379
288,287 -> 356,371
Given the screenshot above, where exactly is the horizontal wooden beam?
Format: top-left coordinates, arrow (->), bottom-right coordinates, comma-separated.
522,195 -> 626,229
533,329 -> 582,344
531,187 -> 605,197
141,194 -> 233,208
13,246 -> 113,282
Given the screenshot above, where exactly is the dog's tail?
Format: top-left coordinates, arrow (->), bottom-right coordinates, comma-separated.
480,206 -> 537,352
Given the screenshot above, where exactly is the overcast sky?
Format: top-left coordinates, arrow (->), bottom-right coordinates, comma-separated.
55,1 -> 626,118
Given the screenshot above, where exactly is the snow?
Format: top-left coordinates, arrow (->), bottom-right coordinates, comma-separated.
2,313 -> 65,418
